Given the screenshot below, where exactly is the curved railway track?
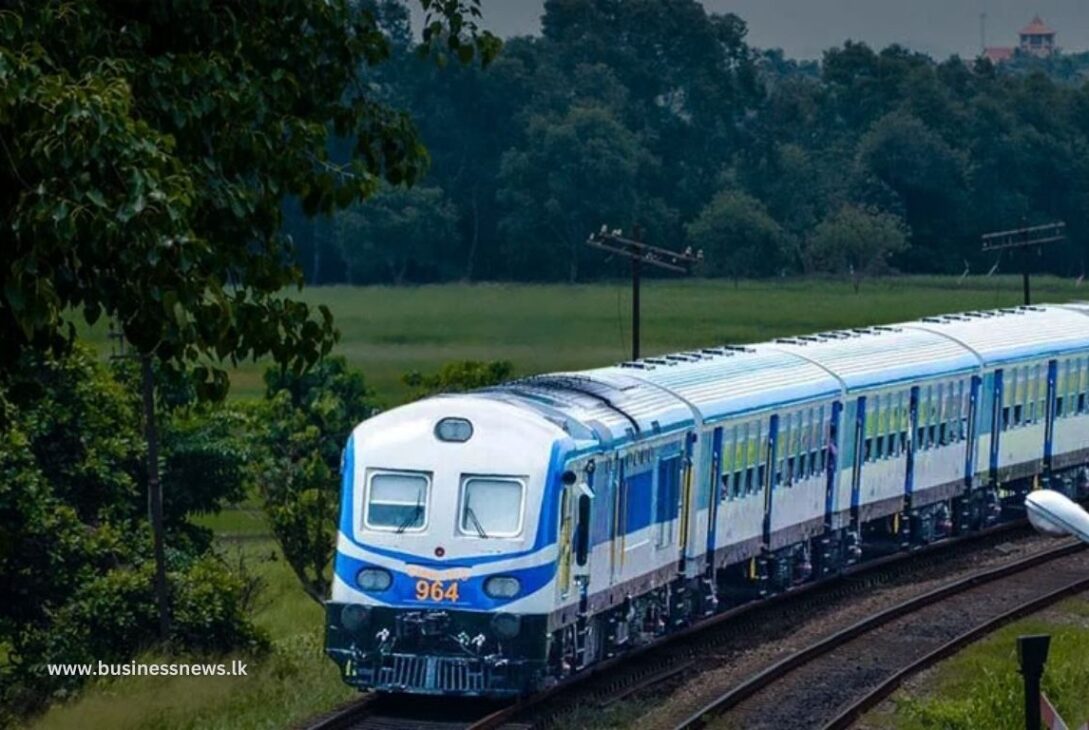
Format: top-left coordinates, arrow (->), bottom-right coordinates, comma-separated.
672,540 -> 1089,730
302,521 -> 1083,730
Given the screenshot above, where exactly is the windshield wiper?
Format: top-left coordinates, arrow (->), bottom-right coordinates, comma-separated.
396,492 -> 424,534
464,498 -> 489,539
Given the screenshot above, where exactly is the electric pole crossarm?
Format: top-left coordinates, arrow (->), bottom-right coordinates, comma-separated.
586,226 -> 702,360
980,221 -> 1066,306
981,222 -> 1066,251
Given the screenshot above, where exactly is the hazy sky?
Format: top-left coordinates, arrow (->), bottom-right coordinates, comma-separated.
414,1 -> 1089,59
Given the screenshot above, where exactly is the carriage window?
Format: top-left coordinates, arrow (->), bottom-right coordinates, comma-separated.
460,477 -> 525,537
757,423 -> 769,490
366,471 -> 430,531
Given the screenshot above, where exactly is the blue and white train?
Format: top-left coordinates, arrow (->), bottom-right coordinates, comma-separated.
325,304 -> 1089,696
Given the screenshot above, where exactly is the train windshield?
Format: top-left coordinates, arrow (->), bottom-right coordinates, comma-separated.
459,477 -> 525,538
365,471 -> 430,532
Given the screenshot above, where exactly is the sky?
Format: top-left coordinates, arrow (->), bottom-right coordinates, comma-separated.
413,1 -> 1089,60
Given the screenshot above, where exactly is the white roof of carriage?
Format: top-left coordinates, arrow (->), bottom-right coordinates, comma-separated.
905,305 -> 1089,365
765,326 -> 978,392
479,304 -> 1089,447
589,347 -> 840,425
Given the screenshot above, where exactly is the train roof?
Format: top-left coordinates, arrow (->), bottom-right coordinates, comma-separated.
471,303 -> 1089,448
906,305 -> 1089,365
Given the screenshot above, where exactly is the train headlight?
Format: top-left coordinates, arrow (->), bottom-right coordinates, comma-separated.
491,612 -> 521,639
483,575 -> 521,599
356,568 -> 393,592
435,417 -> 473,443
340,604 -> 371,634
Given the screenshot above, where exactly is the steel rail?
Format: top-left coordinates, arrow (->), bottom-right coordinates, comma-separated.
671,540 -> 1087,730
821,572 -> 1089,729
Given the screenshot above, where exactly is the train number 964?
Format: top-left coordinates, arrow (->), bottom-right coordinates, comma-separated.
415,579 -> 460,603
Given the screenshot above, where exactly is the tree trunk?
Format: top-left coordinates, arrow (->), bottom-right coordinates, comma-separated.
142,356 -> 170,641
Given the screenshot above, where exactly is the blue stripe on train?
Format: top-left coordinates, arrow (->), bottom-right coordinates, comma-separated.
335,550 -> 556,610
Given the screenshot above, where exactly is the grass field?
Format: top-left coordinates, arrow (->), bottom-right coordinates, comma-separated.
75,275 -> 1089,405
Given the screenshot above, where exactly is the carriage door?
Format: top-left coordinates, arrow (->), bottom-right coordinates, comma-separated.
610,455 -> 625,584
677,431 -> 697,572
557,478 -> 576,599
704,427 -> 724,576
850,396 -> 867,528
1045,360 -> 1058,472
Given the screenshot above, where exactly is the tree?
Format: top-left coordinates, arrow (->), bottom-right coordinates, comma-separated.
497,105 -> 650,282
855,111 -> 966,271
0,348 -> 264,721
335,185 -> 459,284
686,191 -> 791,283
805,206 -> 910,292
0,0 -> 497,645
0,0 -> 498,391
402,360 -> 514,397
252,358 -> 377,604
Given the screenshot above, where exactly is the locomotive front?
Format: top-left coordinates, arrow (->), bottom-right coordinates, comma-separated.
325,395 -> 567,696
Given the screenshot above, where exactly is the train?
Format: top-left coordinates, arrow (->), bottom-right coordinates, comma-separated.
325,303 -> 1089,697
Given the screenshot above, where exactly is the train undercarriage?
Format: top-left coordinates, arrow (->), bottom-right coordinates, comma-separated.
545,462 -> 1089,687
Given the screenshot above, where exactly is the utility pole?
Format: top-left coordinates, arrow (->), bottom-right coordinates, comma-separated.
981,222 -> 1066,305
587,225 -> 701,360
109,324 -> 170,641
1017,634 -> 1050,730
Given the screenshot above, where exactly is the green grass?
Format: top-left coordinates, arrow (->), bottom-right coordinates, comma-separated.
865,597 -> 1089,730
74,275 -> 1089,404
27,531 -> 355,730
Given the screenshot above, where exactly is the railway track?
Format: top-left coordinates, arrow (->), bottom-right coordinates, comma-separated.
471,526 -> 1066,729
672,540 -> 1089,730
302,520 -> 1079,730
299,693 -> 514,730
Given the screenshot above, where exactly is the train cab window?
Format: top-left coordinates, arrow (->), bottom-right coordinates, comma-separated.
459,477 -> 525,537
365,471 -> 430,532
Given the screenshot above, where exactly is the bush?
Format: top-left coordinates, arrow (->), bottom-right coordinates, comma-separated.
402,360 -> 514,396
0,347 -> 267,723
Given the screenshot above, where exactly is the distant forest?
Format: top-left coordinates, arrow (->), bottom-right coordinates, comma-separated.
283,0 -> 1089,285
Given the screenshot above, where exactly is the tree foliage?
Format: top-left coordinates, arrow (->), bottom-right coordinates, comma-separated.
304,1 -> 1089,286
0,0 -> 497,395
335,185 -> 459,284
251,358 -> 377,604
687,191 -> 791,282
805,206 -> 910,292
0,348 -> 264,722
402,360 -> 514,397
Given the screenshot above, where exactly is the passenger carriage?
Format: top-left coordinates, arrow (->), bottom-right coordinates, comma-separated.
325,304 -> 1089,697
